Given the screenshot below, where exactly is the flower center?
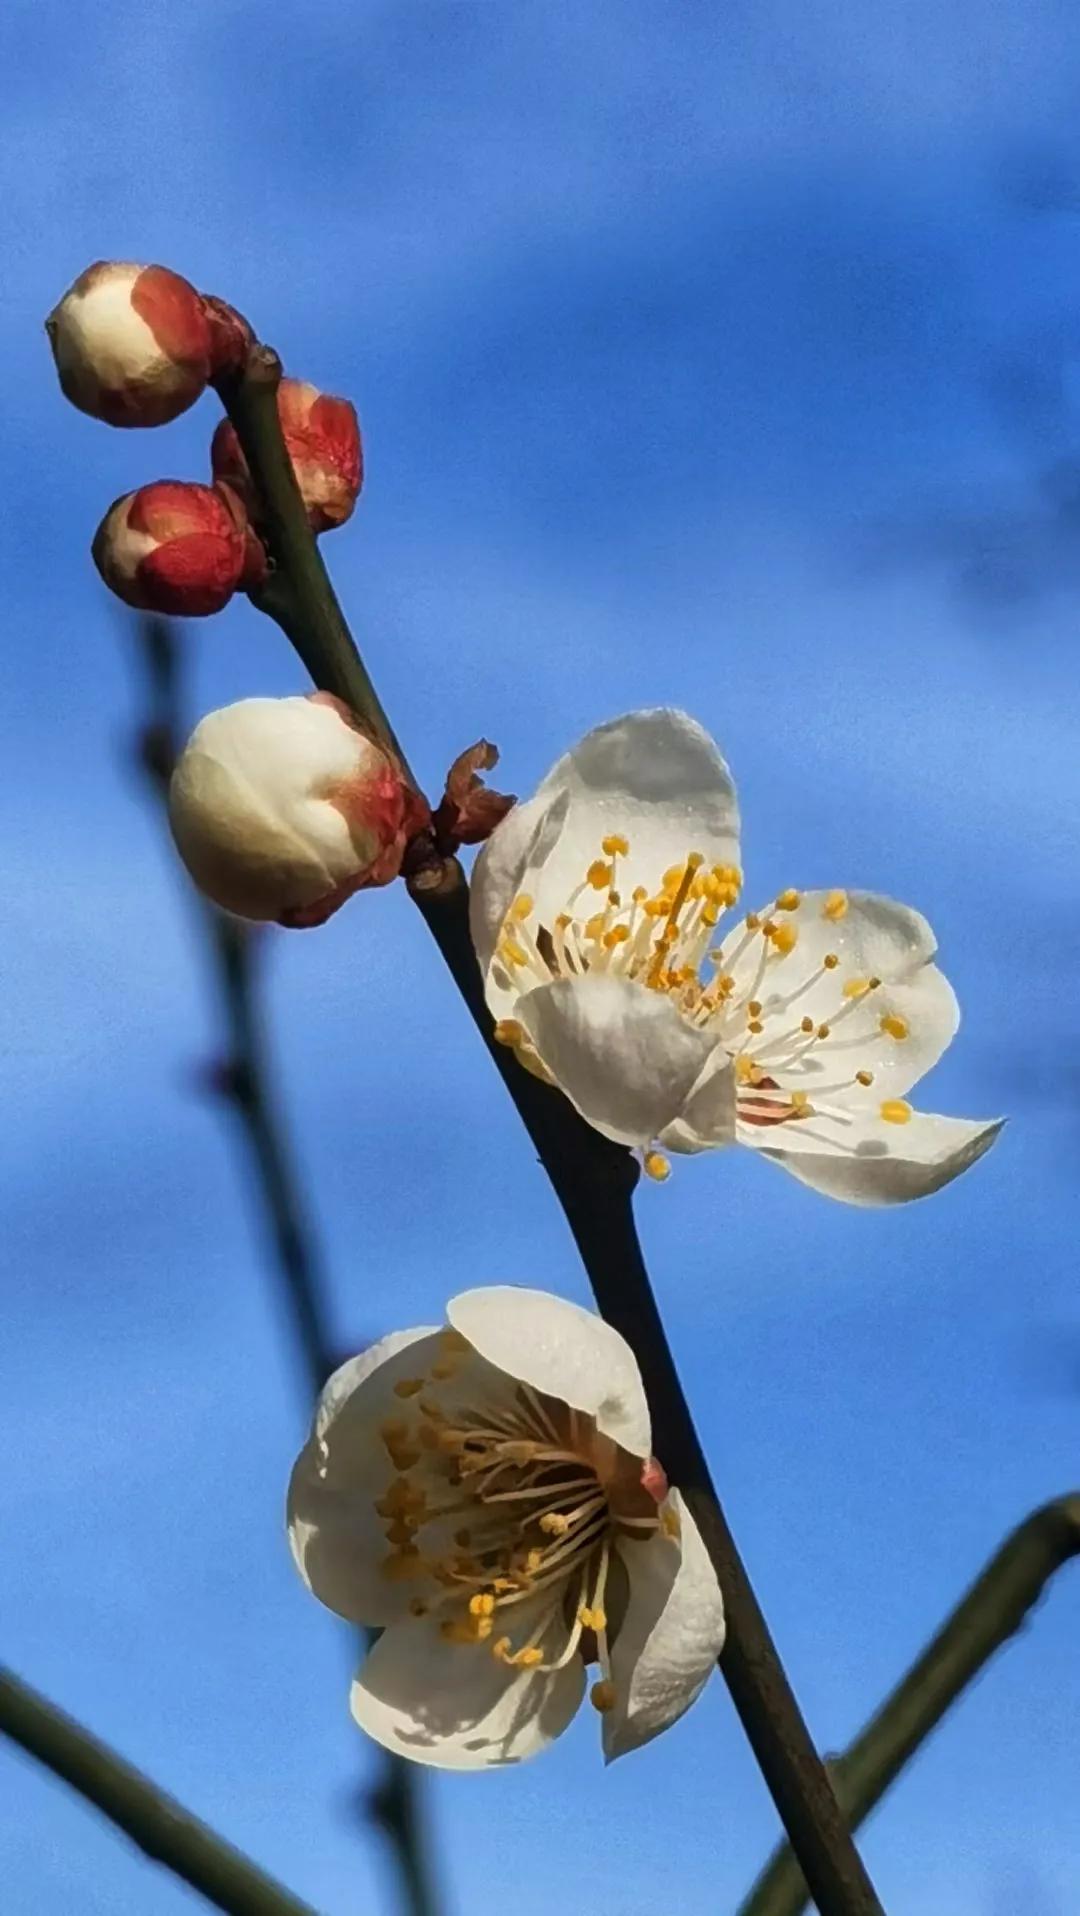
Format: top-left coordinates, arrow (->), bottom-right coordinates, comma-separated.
373,1333 -> 665,1708
492,849 -> 914,1163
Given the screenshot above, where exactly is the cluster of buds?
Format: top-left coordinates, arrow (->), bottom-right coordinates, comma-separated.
50,259 -> 507,925
47,260 -> 363,619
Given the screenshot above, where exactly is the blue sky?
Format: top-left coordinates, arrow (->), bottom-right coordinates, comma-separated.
2,2 -> 1079,1911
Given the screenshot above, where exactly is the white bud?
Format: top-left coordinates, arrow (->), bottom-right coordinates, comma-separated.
168,696 -> 426,926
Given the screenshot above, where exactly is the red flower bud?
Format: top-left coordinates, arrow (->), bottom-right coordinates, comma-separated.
46,262 -> 214,428
211,377 -> 362,533
92,481 -> 265,618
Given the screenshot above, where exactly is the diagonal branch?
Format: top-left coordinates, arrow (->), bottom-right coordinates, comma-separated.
738,1494 -> 1080,1916
0,1666 -> 318,1916
131,616 -> 442,1916
213,346 -> 884,1916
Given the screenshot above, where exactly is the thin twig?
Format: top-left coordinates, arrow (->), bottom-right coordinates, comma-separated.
0,1666 -> 318,1916
738,1494 -> 1080,1916
132,616 -> 442,1916
214,346 -> 885,1916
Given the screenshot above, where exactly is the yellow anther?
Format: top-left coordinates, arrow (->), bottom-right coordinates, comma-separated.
816,1023 -> 830,1040
643,1151 -> 671,1182
509,893 -> 534,920
408,1598 -> 429,1618
880,1014 -> 909,1041
555,912 -> 572,931
716,972 -> 735,995
587,860 -> 612,890
769,922 -> 799,955
843,977 -> 871,999
823,952 -> 840,970
855,1069 -> 874,1086
632,886 -> 648,903
491,1636 -> 512,1662
661,1507 -> 682,1540
526,1548 -> 543,1574
499,938 -> 529,967
602,834 -> 629,857
800,1016 -> 815,1034
662,864 -> 687,890
440,1615 -> 492,1645
880,1099 -> 913,1125
686,852 -> 705,871
790,1091 -> 810,1111
584,913 -> 606,940
469,1592 -> 496,1618
539,1512 -> 570,1535
747,1000 -> 762,1018
748,1019 -> 764,1035
823,890 -> 849,922
745,912 -> 761,930
776,888 -> 801,912
603,924 -> 630,949
643,897 -> 667,918
393,1377 -> 425,1399
517,1647 -> 544,1669
735,1054 -> 757,1083
381,1548 -> 426,1583
590,1680 -> 617,1714
494,1018 -> 524,1047
701,902 -> 720,927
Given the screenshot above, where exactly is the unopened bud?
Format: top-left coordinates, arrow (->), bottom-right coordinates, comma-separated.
92,481 -> 265,617
211,378 -> 362,532
168,694 -> 430,925
46,262 -> 214,427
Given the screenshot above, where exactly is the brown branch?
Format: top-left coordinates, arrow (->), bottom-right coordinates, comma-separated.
0,1666 -> 318,1916
738,1494 -> 1080,1916
212,347 -> 885,1916
132,615 -> 442,1916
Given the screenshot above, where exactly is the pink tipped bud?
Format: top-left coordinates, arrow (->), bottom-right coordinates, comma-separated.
168,694 -> 430,925
92,481 -> 264,617
211,377 -> 362,532
46,262 -> 214,427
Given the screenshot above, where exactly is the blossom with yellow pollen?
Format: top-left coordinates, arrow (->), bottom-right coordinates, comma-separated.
470,710 -> 1002,1206
288,1286 -> 725,1768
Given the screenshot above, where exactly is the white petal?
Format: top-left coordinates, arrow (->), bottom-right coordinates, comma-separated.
447,1286 -> 652,1457
470,710 -> 740,976
755,1109 -> 1004,1206
350,1594 -> 585,1770
604,1491 -> 725,1762
515,973 -> 717,1148
287,1328 -> 447,1625
658,1048 -> 737,1154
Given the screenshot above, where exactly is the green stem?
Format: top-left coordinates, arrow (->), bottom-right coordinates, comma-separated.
738,1495 -> 1080,1916
0,1667 -> 318,1916
215,352 -> 884,1916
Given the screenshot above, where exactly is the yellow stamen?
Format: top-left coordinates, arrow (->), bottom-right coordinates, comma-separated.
800,1016 -> 815,1034
603,924 -> 630,949
587,860 -> 612,890
469,1592 -> 495,1618
539,1512 -> 570,1535
509,894 -> 533,920
747,1000 -> 762,1018
643,1151 -> 671,1182
769,921 -> 799,955
590,1680 -> 617,1713
843,977 -> 871,999
880,1014 -> 909,1041
776,888 -> 801,912
823,952 -> 840,970
823,890 -> 849,921
880,1099 -> 913,1125
602,834 -> 629,857
494,1018 -> 524,1047
816,1023 -> 830,1040
855,1069 -> 874,1086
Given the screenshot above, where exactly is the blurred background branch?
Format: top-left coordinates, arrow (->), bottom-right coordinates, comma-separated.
738,1494 -> 1080,1916
0,1667 -> 318,1916
130,615 -> 442,1916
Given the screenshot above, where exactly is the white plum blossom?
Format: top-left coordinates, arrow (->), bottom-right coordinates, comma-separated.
470,710 -> 1002,1206
288,1286 -> 725,1769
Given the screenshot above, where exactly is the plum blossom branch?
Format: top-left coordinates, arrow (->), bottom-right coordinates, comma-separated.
739,1494 -> 1080,1916
0,1666 -> 317,1916
131,616 -> 442,1916
213,348 -> 884,1916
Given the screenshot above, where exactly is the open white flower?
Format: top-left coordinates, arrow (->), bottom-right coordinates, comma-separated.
470,710 -> 1002,1205
288,1286 -> 724,1769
